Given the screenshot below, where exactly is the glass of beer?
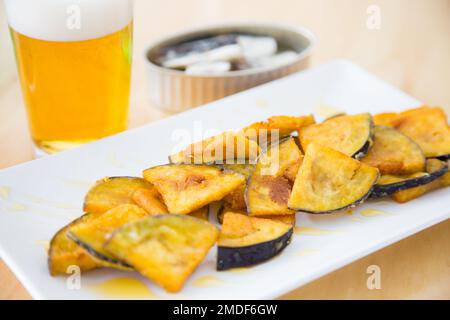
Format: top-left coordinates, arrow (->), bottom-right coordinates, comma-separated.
4,0 -> 133,154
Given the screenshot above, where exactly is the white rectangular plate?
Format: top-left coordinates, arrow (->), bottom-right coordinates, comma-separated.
0,60 -> 449,300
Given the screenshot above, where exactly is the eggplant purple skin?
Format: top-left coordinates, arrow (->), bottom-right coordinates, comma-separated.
352,137 -> 373,160
435,154 -> 450,161
216,202 -> 226,224
371,163 -> 448,197
217,228 -> 293,271
67,232 -> 132,269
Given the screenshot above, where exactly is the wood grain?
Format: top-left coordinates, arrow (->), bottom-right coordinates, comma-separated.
0,0 -> 449,299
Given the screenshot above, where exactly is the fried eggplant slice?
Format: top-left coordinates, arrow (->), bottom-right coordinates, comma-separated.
373,112 -> 400,127
68,204 -> 148,269
48,214 -> 101,276
246,137 -> 302,216
217,203 -> 296,226
372,159 -> 448,197
168,132 -> 259,164
242,115 -> 315,144
143,164 -> 245,214
131,188 -> 168,214
374,106 -> 450,158
282,155 -> 304,183
222,164 -> 255,210
298,113 -> 373,158
217,213 -> 293,270
361,125 -> 425,175
105,214 -> 219,293
83,177 -> 155,214
269,137 -> 304,179
132,187 -> 208,219
288,143 -> 379,213
392,170 -> 450,203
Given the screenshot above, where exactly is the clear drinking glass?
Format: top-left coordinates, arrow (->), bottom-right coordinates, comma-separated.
4,0 -> 133,154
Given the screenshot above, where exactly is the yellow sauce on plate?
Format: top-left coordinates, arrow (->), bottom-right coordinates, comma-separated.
90,277 -> 157,299
360,209 -> 387,217
9,203 -> 27,212
0,186 -> 11,200
228,267 -> 250,274
192,276 -> 224,287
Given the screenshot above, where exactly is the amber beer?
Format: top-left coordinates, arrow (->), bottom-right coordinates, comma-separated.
5,0 -> 133,154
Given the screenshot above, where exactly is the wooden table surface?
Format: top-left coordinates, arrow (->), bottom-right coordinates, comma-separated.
0,0 -> 449,299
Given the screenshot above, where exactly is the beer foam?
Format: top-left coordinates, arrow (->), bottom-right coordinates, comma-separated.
4,0 -> 132,42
